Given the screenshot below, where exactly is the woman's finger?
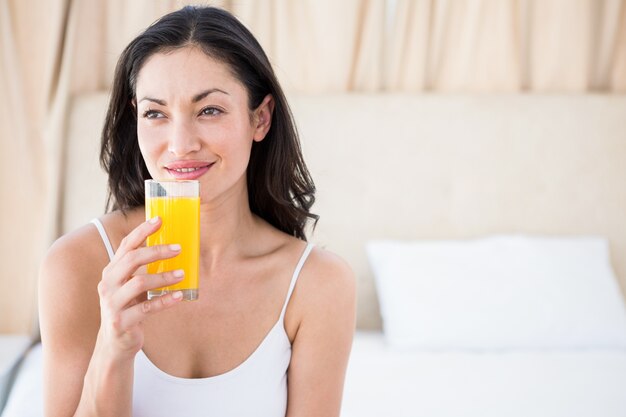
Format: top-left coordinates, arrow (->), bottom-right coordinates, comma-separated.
99,216 -> 166,290
114,216 -> 162,258
113,291 -> 184,334
109,269 -> 185,312
103,243 -> 182,288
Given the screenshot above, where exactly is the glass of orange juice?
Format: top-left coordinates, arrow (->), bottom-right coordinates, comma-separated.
145,179 -> 200,301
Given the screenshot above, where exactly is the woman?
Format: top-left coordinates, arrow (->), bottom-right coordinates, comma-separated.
38,6 -> 355,417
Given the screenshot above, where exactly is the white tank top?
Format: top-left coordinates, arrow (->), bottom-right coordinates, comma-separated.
91,218 -> 314,417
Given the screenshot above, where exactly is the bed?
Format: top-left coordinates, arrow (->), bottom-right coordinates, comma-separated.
3,93 -> 626,416
339,236 -> 626,417
342,331 -> 626,417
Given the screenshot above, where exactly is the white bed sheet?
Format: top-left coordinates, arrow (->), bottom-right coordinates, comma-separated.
4,337 -> 626,417
1,344 -> 42,417
341,331 -> 626,417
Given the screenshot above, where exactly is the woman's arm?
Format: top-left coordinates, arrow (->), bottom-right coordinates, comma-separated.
285,249 -> 356,417
39,226 -> 105,417
39,217 -> 184,417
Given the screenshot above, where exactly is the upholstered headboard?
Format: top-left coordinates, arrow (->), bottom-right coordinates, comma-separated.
64,92 -> 626,329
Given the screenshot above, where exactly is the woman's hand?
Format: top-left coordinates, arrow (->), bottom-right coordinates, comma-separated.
96,216 -> 184,359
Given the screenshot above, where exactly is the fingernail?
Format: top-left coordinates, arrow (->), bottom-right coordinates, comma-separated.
173,269 -> 184,278
149,216 -> 160,224
169,244 -> 181,251
172,291 -> 183,299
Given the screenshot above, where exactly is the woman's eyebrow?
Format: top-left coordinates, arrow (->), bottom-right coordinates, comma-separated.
192,88 -> 230,103
138,96 -> 166,105
138,88 -> 230,106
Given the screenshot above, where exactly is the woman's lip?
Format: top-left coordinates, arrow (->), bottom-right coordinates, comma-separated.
165,163 -> 213,180
165,160 -> 213,170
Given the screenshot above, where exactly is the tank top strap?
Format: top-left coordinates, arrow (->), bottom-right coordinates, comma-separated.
279,242 -> 314,321
91,218 -> 115,261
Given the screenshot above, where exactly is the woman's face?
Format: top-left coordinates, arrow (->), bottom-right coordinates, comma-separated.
135,46 -> 273,204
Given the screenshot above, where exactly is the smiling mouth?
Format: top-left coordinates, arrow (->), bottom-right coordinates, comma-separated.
164,162 -> 214,180
171,167 -> 203,173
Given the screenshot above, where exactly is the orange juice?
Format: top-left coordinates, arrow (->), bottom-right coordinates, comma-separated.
146,196 -> 200,300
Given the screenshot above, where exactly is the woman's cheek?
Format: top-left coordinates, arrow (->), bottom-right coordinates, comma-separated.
137,129 -> 165,176
138,122 -> 166,149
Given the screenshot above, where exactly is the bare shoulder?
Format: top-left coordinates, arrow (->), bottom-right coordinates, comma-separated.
39,221 -> 109,342
301,246 -> 355,294
38,210 -> 138,346
41,221 -> 109,299
287,244 -> 356,333
40,209 -> 137,289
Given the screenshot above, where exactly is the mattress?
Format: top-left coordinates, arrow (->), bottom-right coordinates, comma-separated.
341,331 -> 626,417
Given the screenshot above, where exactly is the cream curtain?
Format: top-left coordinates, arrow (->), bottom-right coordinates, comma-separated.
232,0 -> 385,92
386,0 -> 626,91
0,0 -> 61,334
1,0 -> 625,334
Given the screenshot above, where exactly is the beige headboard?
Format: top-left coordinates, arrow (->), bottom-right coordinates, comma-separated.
64,93 -> 626,329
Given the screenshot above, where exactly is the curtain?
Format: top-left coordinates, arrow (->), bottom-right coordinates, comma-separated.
231,0 -> 385,92
0,0 -> 625,334
386,0 -> 626,92
0,0 -> 60,334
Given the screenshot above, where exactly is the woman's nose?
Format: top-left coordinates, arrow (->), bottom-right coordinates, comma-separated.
168,119 -> 202,156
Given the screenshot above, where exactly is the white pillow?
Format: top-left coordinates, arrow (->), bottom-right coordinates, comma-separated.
367,236 -> 626,350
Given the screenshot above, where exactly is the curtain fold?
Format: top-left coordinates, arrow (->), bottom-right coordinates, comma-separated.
0,0 -> 40,334
588,0 -> 622,89
386,0 -> 626,92
1,0 -> 625,334
385,0 -> 432,91
349,0 -> 385,91
528,0 -> 591,91
231,0 -> 384,92
0,0 -> 69,334
611,1 -> 626,90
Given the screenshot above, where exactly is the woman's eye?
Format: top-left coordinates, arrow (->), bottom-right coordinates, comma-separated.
200,107 -> 222,117
142,109 -> 163,119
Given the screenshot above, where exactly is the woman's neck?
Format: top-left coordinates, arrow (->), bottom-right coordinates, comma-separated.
197,182 -> 260,264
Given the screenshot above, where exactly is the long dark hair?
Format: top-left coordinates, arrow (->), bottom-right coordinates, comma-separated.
101,6 -> 317,240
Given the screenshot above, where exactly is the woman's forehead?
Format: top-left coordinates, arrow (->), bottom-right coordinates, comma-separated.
135,46 -> 245,100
